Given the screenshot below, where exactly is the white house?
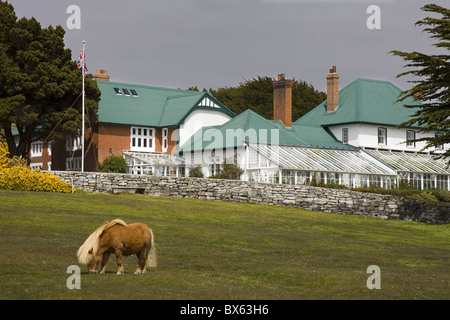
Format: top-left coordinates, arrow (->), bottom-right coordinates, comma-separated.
179,68 -> 450,190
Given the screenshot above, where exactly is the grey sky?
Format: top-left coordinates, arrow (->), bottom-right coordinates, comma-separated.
8,0 -> 448,93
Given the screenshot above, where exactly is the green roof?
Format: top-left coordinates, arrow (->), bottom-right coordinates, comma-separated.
97,81 -> 235,127
294,78 -> 422,127
179,109 -> 354,153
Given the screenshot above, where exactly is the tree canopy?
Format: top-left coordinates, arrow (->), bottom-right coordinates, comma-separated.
390,4 -> 450,160
0,1 -> 100,162
204,76 -> 326,121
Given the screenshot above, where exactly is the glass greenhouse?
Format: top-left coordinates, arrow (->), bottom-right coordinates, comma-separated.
246,143 -> 450,190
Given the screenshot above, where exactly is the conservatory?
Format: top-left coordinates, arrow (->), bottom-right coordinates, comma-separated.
245,143 -> 450,191
246,143 -> 398,188
123,151 -> 184,176
364,149 -> 450,191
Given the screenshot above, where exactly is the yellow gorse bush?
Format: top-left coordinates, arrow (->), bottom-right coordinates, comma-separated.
0,142 -> 73,193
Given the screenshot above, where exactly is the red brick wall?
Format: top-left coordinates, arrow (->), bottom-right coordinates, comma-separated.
97,124 -> 131,165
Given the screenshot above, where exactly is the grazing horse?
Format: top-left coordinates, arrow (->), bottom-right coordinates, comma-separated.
77,219 -> 157,274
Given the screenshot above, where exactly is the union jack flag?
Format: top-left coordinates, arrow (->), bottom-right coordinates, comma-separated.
77,46 -> 87,77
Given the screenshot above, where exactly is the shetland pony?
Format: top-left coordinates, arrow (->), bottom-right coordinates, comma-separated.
77,219 -> 157,274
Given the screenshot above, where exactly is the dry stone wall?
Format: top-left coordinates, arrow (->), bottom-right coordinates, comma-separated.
52,171 -> 450,224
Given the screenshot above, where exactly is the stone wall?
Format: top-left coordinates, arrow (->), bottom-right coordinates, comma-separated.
52,171 -> 450,224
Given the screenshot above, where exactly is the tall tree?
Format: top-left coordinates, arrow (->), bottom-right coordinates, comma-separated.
0,1 -> 100,162
207,76 -> 326,121
390,4 -> 450,160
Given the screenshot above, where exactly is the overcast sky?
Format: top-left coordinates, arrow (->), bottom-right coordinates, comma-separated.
8,0 -> 448,93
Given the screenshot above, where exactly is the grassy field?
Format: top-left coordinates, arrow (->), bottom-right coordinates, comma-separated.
0,189 -> 449,300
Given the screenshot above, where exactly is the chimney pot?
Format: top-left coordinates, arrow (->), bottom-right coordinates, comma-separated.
94,69 -> 110,82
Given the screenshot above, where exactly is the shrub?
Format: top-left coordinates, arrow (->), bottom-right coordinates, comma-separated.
213,160 -> 243,180
411,191 -> 438,202
97,155 -> 128,173
189,166 -> 204,178
0,142 -> 73,193
431,190 -> 450,202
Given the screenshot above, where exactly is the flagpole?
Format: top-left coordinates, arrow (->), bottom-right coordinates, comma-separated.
81,40 -> 86,173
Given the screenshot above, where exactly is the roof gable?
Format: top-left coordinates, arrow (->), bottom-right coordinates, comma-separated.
179,109 -> 353,153
294,78 -> 422,128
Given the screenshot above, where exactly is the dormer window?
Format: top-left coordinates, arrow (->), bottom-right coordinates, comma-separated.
114,87 -> 122,95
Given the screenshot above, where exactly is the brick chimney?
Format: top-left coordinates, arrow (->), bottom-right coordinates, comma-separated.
94,69 -> 110,81
273,73 -> 293,127
326,66 -> 339,112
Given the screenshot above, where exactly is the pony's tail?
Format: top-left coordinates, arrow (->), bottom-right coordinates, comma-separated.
146,229 -> 158,268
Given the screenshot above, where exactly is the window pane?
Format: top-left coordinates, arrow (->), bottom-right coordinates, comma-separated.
378,128 -> 386,145
406,130 -> 415,147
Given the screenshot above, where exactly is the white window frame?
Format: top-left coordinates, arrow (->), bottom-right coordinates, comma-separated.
162,128 -> 168,153
131,126 -> 155,152
31,141 -> 43,157
66,157 -> 82,171
435,133 -> 444,150
378,127 -> 387,145
30,162 -> 43,170
66,135 -> 81,152
406,130 -> 416,148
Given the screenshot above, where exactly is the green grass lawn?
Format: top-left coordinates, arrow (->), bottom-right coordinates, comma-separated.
0,189 -> 449,300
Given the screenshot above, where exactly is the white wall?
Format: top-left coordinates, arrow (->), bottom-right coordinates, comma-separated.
185,146 -> 246,178
179,109 -> 232,148
329,124 -> 448,153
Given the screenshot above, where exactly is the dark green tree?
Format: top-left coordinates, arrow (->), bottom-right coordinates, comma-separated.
0,1 -> 100,162
207,76 -> 326,121
390,4 -> 450,160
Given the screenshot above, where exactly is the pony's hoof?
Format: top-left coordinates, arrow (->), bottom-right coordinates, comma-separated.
89,270 -> 98,274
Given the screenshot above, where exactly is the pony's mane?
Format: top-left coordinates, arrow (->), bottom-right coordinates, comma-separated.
77,219 -> 127,264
